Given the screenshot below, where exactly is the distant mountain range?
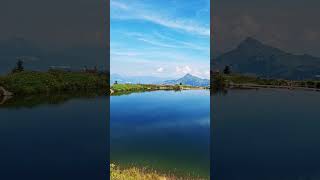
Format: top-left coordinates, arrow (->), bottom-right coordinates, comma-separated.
214,37 -> 320,80
110,74 -> 168,84
164,73 -> 209,86
111,73 -> 210,87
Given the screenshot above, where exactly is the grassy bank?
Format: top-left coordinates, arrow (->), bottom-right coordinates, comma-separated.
0,71 -> 109,95
110,164 -> 205,180
111,164 -> 167,180
225,74 -> 320,88
212,73 -> 320,90
110,84 -> 199,95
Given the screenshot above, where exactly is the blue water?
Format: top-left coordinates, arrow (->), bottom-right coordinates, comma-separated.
3,88 -> 317,179
110,90 -> 210,178
0,96 -> 108,180
212,89 -> 320,180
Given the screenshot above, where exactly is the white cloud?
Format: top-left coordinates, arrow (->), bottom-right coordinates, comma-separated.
175,65 -> 210,79
176,65 -> 192,74
156,67 -> 164,72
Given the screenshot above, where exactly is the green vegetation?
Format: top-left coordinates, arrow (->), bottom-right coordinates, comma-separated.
110,164 -> 167,180
211,72 -> 320,90
110,164 -> 205,180
224,74 -> 290,86
0,70 -> 109,95
111,84 -> 195,95
211,73 -> 226,90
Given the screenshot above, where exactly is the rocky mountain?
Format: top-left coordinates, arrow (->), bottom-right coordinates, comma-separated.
215,37 -> 320,80
164,73 -> 209,87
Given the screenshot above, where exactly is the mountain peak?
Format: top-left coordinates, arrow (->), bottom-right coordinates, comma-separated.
244,36 -> 259,42
164,73 -> 209,87
184,73 -> 193,78
238,37 -> 264,49
215,37 -> 320,80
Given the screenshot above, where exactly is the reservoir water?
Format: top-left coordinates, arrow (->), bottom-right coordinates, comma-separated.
110,90 -> 210,178
0,95 -> 108,180
2,88 -> 317,179
212,89 -> 320,180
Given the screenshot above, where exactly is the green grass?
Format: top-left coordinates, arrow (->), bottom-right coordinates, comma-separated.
224,74 -> 289,86
214,73 -> 320,88
0,70 -> 109,95
111,84 -> 183,94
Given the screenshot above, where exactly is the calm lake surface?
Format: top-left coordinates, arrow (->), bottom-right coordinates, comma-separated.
110,90 -> 210,178
0,95 -> 108,180
212,89 -> 320,180
2,88 -> 318,179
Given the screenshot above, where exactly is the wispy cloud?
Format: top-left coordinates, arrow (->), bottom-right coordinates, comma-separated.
124,31 -> 209,52
140,15 -> 210,36
111,0 -> 209,37
111,51 -> 141,57
110,0 -> 129,10
110,0 -> 210,78
137,38 -> 180,48
153,31 -> 209,51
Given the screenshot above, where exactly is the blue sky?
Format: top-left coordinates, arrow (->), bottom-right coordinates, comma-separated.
111,0 -> 210,79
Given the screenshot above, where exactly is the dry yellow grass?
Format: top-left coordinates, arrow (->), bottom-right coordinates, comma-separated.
110,164 -> 206,180
110,164 -> 168,180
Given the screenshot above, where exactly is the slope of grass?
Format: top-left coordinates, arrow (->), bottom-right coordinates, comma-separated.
0,71 -> 109,95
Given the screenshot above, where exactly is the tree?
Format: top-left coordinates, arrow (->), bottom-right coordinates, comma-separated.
223,65 -> 231,74
114,81 -> 118,85
12,59 -> 24,73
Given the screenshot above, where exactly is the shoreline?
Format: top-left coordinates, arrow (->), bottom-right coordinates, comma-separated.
228,83 -> 320,92
212,73 -> 320,92
110,84 -> 206,95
